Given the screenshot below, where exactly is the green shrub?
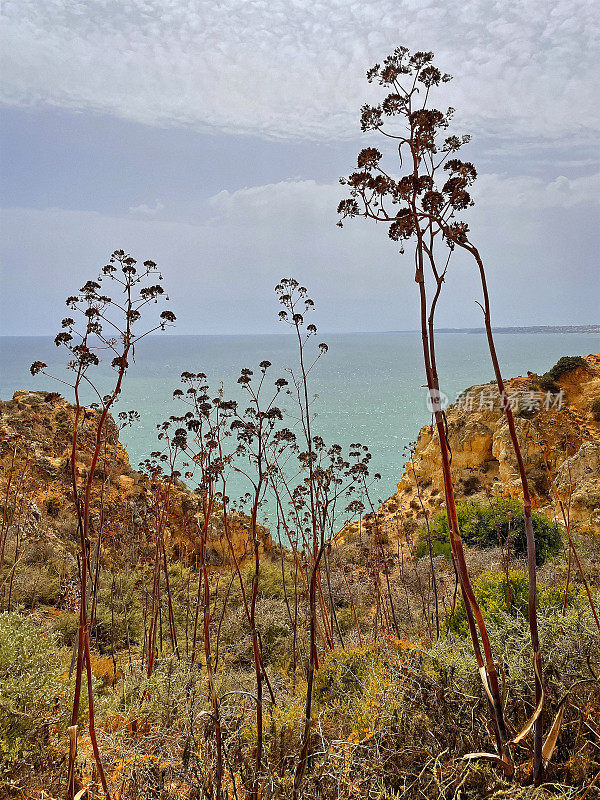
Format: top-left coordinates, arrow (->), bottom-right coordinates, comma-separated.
124,656 -> 200,728
546,355 -> 587,381
92,570 -> 144,653
535,355 -> 586,394
414,499 -> 561,565
50,611 -> 79,646
0,613 -> 66,766
311,640 -> 407,721
256,598 -> 294,668
446,569 -> 576,636
415,527 -> 451,559
241,559 -> 291,600
537,373 -> 559,393
9,564 -> 60,608
335,605 -> 363,632
278,605 -> 599,796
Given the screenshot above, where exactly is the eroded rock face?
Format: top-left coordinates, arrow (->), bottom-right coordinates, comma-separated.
555,442 -> 600,526
0,390 -> 271,567
369,354 -> 600,540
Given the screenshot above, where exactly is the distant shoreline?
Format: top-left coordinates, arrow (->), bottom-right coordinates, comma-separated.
0,325 -> 598,339
430,325 -> 600,335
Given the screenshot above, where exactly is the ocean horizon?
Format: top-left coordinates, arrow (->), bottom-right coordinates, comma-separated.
1,331 -> 598,517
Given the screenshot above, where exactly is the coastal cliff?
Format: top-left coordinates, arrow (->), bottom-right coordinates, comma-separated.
0,390 -> 271,571
369,353 -> 600,541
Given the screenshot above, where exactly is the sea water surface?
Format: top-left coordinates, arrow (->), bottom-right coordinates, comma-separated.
1,332 -> 597,512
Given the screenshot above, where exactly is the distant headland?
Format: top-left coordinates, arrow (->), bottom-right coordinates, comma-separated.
431,324 -> 600,335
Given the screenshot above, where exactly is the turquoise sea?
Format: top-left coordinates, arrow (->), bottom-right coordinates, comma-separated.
1,332 -> 598,513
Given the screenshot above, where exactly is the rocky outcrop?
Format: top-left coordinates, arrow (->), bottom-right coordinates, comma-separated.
554,441 -> 600,528
361,353 -> 600,541
0,390 -> 271,567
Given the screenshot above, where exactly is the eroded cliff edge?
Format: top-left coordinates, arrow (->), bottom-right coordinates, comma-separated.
0,390 -> 271,570
357,353 -> 600,542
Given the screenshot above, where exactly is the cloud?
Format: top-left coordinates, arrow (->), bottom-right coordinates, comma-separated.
208,180 -> 340,224
473,172 -> 600,208
208,172 -> 600,222
2,169 -> 598,337
129,200 -> 165,215
1,0 -> 598,142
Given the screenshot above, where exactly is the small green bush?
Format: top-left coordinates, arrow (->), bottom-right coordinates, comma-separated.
311,640 -> 406,718
92,570 -> 144,652
546,355 -> 587,381
0,613 -> 66,766
535,355 -> 586,394
241,559 -> 292,600
124,656 -> 201,728
446,569 -> 576,636
335,605 -> 364,632
9,564 -> 60,608
415,528 -> 451,559
50,611 -> 79,646
414,499 -> 561,565
537,373 -> 559,393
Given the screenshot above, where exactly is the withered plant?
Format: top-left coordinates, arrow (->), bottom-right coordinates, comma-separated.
0,434 -> 35,611
228,359 -> 290,799
147,280 -> 376,799
31,250 -> 175,799
169,371 -> 237,798
338,47 -> 559,783
273,280 -> 375,796
166,364 -> 290,799
139,435 -> 182,676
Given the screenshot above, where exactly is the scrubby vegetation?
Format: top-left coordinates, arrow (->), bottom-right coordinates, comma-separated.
414,499 -> 562,565
2,604 -> 599,799
0,283 -> 596,800
546,356 -> 588,381
0,614 -> 68,769
446,569 -> 576,636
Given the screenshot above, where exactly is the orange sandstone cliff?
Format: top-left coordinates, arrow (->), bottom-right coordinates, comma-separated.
352,354 -> 600,543
0,390 -> 271,569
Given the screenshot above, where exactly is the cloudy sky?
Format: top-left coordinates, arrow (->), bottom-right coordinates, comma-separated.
1,0 -> 598,335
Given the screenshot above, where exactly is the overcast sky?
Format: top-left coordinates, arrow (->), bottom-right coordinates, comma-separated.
1,0 -> 598,335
